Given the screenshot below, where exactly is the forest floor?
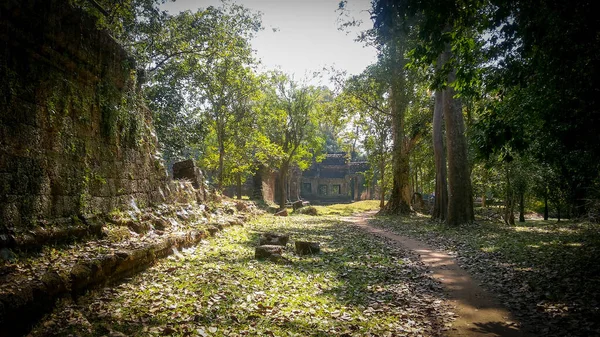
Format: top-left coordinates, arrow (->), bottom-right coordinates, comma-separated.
29,201 -> 454,337
346,211 -> 523,337
27,201 -> 600,337
369,211 -> 600,337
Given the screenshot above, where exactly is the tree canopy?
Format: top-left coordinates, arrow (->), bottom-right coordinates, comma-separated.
77,0 -> 600,222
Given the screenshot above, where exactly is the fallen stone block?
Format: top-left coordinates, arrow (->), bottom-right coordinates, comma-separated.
255,245 -> 283,260
295,241 -> 320,255
259,232 -> 289,246
292,200 -> 304,211
172,159 -> 204,189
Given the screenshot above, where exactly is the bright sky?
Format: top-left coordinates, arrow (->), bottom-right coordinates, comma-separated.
162,0 -> 377,85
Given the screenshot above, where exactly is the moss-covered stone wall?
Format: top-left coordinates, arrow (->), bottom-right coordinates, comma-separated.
0,0 -> 170,232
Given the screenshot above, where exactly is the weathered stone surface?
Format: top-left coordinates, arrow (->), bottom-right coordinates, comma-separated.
150,215 -> 168,230
0,0 -> 178,234
125,220 -> 152,235
207,225 -> 219,236
172,160 -> 204,189
292,200 -> 304,211
235,201 -> 248,212
295,241 -> 321,255
255,245 -> 283,259
259,232 -> 289,246
274,209 -> 288,217
0,0 -> 210,249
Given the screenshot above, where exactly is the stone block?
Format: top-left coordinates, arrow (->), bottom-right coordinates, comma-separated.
259,232 -> 289,246
295,241 -> 321,255
255,245 -> 283,260
172,159 -> 203,189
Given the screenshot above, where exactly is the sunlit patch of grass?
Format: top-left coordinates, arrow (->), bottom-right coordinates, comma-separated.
480,246 -> 497,253
311,200 -> 381,216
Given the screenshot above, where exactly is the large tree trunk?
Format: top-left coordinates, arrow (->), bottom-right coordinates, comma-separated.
432,90 -> 448,221
442,46 -> 474,226
380,44 -> 411,215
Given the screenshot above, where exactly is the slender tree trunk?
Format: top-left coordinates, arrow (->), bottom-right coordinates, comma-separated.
415,163 -> 419,194
278,161 -> 288,210
380,156 -> 386,208
217,137 -> 225,191
442,46 -> 474,226
504,166 -> 515,225
557,203 -> 561,222
544,193 -> 549,220
482,193 -> 487,208
236,173 -> 242,200
381,44 -> 411,215
519,191 -> 525,222
432,90 -> 448,221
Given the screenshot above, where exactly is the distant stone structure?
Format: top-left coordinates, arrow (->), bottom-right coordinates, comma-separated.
300,153 -> 368,202
251,153 -> 369,203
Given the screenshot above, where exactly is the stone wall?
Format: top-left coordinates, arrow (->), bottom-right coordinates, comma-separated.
252,166 -> 277,202
0,0 -> 179,234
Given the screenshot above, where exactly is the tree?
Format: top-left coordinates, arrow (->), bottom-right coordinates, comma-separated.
432,90 -> 448,220
259,74 -> 324,210
369,0 -> 481,224
193,44 -> 259,191
440,45 -> 474,226
477,0 -> 600,219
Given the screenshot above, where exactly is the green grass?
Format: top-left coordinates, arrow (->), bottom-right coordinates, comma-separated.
310,200 -> 381,216
31,212 -> 451,337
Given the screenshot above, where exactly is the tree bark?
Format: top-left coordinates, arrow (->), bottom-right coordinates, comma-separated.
380,44 -> 411,215
278,161 -> 289,210
519,191 -> 525,222
432,90 -> 448,221
442,46 -> 474,226
380,156 -> 386,208
236,173 -> 242,200
217,136 -> 225,191
544,193 -> 549,220
504,166 -> 515,225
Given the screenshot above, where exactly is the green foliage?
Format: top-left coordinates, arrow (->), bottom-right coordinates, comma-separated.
259,73 -> 326,167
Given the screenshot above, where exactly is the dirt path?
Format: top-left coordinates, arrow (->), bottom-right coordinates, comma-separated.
343,211 -> 526,337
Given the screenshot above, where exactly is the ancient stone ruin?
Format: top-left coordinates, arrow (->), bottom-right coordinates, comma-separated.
0,1 -> 222,335
250,153 -> 369,204
173,159 -> 205,189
